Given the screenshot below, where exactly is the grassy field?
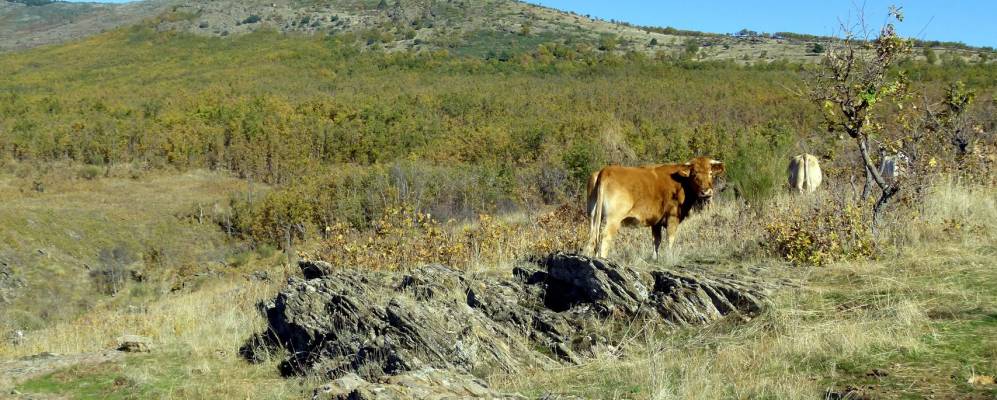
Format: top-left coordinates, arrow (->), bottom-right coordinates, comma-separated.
0,164 -> 269,332
1,171 -> 993,399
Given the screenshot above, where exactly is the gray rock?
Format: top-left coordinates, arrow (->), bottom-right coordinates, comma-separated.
312,368 -> 525,400
650,270 -> 767,326
298,259 -> 335,280
116,335 -> 152,353
313,373 -> 367,398
534,252 -> 650,314
246,270 -> 270,282
7,330 -> 24,346
243,253 -> 771,385
0,262 -> 25,305
248,265 -> 551,379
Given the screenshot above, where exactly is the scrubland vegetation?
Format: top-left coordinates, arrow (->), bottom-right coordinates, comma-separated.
2,170 -> 994,399
2,23 -> 994,249
1,8 -> 996,400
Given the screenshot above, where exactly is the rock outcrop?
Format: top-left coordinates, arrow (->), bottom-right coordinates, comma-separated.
312,368 -> 525,400
242,253 -> 772,394
116,335 -> 153,353
0,261 -> 25,305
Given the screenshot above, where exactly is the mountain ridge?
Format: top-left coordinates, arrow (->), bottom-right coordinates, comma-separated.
1,0 -> 991,63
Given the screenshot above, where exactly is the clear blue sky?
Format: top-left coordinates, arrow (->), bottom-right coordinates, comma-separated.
527,0 -> 996,47
66,0 -> 996,47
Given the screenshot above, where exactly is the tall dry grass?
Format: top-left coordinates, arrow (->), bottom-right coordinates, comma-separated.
491,179 -> 995,399
0,274 -> 306,398
2,176 -> 993,398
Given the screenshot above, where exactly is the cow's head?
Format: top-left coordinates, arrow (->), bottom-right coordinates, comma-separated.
677,157 -> 725,199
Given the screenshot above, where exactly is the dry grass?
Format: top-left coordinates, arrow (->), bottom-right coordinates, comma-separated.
2,173 -> 994,399
0,164 -> 259,332
489,180 -> 996,399
488,255 -> 935,398
0,270 -> 308,398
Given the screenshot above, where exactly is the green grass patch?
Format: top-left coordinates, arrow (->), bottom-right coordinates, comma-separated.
17,353 -> 188,399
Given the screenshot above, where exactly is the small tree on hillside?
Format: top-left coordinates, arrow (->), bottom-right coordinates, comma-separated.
807,6 -> 913,224
890,80 -> 979,206
683,39 -> 700,58
906,81 -> 979,176
922,47 -> 938,64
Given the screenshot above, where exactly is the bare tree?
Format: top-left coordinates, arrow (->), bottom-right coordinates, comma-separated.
898,80 -> 978,203
921,81 -> 977,157
807,6 -> 913,224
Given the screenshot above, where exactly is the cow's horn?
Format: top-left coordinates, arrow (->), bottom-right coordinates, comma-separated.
709,159 -> 723,165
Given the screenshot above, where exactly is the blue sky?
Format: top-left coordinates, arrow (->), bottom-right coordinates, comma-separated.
65,0 -> 996,47
527,0 -> 996,47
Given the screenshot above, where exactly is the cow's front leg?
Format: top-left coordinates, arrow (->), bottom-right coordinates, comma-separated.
651,224 -> 663,261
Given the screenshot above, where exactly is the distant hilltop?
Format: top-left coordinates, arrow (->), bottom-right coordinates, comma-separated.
1,0 -> 992,63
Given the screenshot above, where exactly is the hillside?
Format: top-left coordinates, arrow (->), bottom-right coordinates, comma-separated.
3,0 -> 991,63
0,0 -> 175,52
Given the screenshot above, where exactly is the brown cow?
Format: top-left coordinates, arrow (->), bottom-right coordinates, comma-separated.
585,157 -> 725,260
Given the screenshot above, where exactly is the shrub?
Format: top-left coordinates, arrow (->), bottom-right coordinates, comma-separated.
683,39 -> 700,57
598,35 -> 618,51
314,205 -> 468,270
78,165 -> 101,180
247,186 -> 313,248
562,141 -> 602,192
923,47 -> 938,64
307,202 -> 586,271
90,246 -> 136,295
764,199 -> 875,267
725,121 -> 793,204
242,15 -> 262,24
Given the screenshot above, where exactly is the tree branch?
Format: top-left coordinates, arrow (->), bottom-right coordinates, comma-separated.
858,136 -> 889,190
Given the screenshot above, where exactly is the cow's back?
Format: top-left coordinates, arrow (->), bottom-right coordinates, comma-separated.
597,165 -> 681,226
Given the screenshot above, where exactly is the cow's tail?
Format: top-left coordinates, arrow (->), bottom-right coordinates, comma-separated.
586,170 -> 605,256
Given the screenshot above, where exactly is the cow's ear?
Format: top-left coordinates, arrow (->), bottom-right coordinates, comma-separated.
676,168 -> 691,177
710,160 -> 725,175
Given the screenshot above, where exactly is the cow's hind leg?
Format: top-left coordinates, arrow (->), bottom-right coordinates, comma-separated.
585,202 -> 601,256
585,229 -> 600,257
651,224 -> 663,261
598,220 -> 621,259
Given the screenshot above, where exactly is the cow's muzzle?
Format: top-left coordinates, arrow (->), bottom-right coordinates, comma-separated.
698,189 -> 714,198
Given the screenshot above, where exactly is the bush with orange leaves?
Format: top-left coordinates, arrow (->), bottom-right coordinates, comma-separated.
764,198 -> 875,267
309,203 -> 587,271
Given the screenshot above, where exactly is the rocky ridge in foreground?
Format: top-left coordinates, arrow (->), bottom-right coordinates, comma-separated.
242,253 -> 773,399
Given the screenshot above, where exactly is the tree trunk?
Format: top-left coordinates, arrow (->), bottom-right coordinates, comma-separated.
873,185 -> 900,228
857,137 -> 899,229
861,163 -> 872,201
